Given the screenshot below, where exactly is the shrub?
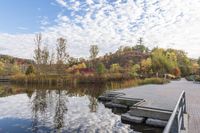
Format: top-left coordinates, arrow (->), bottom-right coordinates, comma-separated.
25,65 -> 35,75
138,78 -> 170,85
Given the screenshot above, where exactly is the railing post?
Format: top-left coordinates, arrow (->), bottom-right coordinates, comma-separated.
171,115 -> 178,133
181,93 -> 186,130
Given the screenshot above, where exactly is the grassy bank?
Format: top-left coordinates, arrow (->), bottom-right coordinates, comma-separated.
11,73 -> 169,86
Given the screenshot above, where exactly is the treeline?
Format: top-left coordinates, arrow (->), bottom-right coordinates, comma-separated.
5,34 -> 200,84
0,54 -> 34,75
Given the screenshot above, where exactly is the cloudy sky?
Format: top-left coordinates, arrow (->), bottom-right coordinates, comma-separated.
0,0 -> 200,59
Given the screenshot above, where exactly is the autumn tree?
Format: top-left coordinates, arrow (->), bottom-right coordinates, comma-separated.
0,61 -> 5,75
131,64 -> 140,77
140,58 -> 152,75
151,48 -> 171,76
10,63 -> 20,75
110,63 -> 121,72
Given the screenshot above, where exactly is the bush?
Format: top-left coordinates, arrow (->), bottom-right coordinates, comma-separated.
185,75 -> 195,81
138,78 -> 170,85
25,65 -> 35,75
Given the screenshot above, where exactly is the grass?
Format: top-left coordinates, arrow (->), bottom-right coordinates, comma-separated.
138,77 -> 170,85
11,73 -> 170,87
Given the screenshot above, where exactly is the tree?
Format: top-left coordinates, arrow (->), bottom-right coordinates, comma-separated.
56,37 -> 69,75
140,58 -> 152,75
0,61 -> 5,75
77,63 -> 87,69
131,64 -> 140,77
56,37 -> 68,64
175,50 -> 192,76
41,46 -> 49,65
96,63 -> 105,74
33,33 -> 42,75
151,48 -> 171,76
26,65 -> 35,75
10,64 -> 20,75
198,57 -> 200,66
173,67 -> 181,77
90,45 -> 99,59
68,57 -> 78,66
133,37 -> 149,53
49,49 -> 55,66
110,63 -> 121,72
34,33 -> 42,65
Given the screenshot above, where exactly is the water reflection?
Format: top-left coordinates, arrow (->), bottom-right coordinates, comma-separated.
0,82 -> 135,133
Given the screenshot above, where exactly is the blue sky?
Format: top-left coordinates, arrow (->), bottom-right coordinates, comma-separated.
0,0 -> 200,59
0,0 -> 59,34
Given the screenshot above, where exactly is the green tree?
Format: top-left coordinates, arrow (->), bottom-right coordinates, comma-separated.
151,48 -> 173,76
131,64 -> 140,77
96,63 -> 105,74
26,65 -> 35,75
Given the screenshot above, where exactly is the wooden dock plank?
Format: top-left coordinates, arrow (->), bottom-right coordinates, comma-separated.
110,79 -> 200,132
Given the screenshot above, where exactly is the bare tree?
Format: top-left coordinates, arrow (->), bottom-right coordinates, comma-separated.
49,49 -> 55,66
89,45 -> 99,60
33,33 -> 42,75
40,46 -> 50,75
89,45 -> 99,68
56,37 -> 69,75
41,46 -> 50,65
56,38 -> 68,64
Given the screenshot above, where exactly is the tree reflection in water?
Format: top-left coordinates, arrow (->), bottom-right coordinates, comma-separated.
0,81 -> 135,132
31,89 -> 47,132
54,89 -> 68,132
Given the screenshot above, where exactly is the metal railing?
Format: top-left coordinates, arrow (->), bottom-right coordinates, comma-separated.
163,91 -> 186,133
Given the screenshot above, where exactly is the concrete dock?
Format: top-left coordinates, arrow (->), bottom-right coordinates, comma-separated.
99,79 -> 200,133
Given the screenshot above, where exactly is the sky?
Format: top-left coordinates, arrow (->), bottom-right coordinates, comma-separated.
0,0 -> 200,59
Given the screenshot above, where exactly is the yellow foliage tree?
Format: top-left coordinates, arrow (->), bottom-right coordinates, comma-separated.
0,61 -> 5,75
140,58 -> 152,74
110,63 -> 121,72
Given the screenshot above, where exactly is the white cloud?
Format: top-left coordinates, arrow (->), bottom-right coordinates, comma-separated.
17,27 -> 28,30
55,0 -> 67,7
0,0 -> 200,59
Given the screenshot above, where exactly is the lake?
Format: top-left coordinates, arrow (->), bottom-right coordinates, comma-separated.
0,82 -> 163,133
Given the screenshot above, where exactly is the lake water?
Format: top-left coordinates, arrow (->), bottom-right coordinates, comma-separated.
0,82 -> 163,133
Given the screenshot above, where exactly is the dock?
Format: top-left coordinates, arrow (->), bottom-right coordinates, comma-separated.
99,79 -> 200,133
